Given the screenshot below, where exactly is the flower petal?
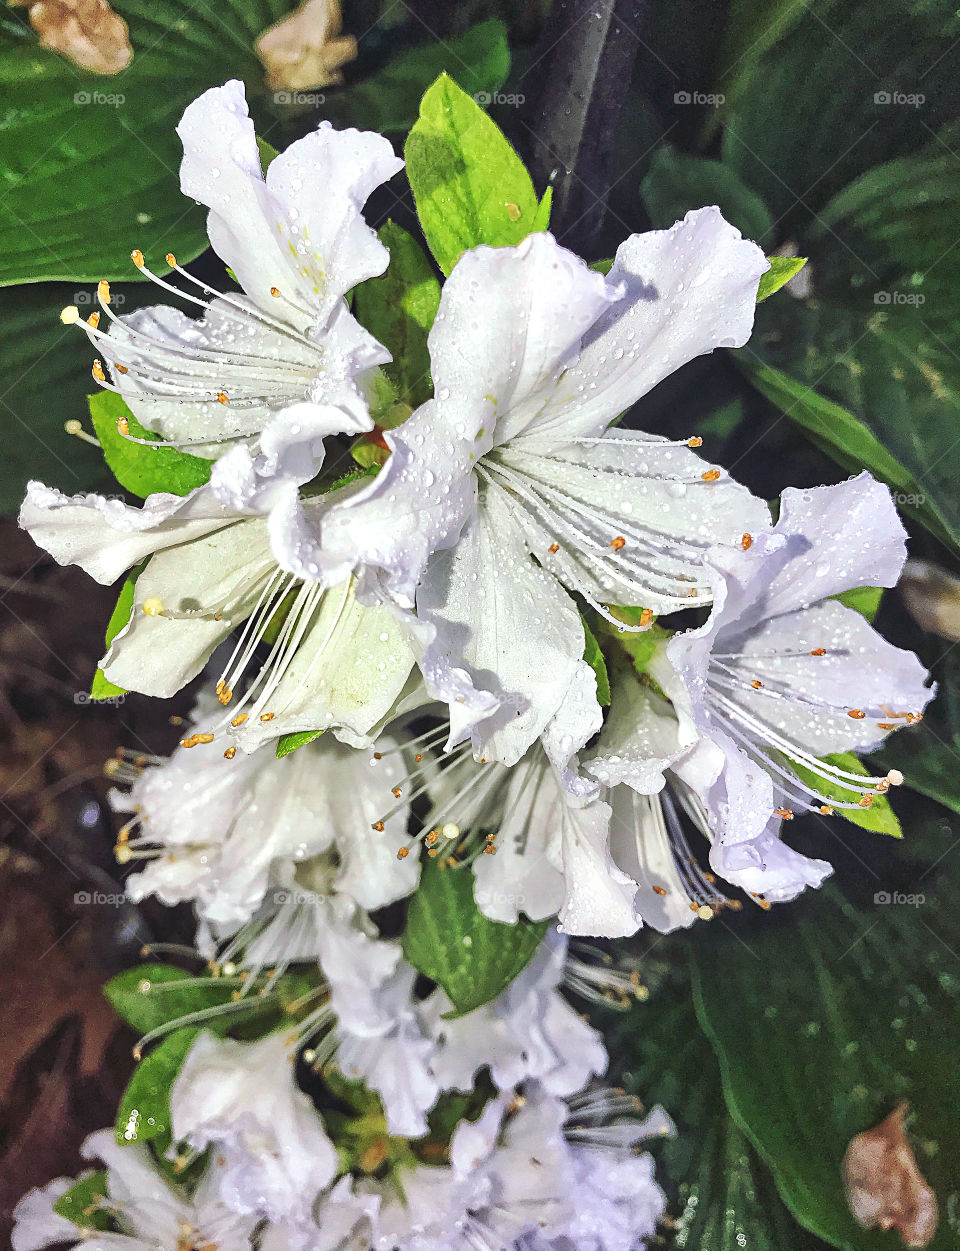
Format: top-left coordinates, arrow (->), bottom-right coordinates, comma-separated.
529,206 -> 768,441
549,794 -> 642,937
177,80 -> 400,328
608,788 -> 699,933
19,480 -> 233,585
415,487 -> 587,767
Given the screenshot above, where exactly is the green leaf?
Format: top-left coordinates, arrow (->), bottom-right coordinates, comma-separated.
786,751 -> 902,838
581,618 -> 611,707
757,256 -> 807,302
405,73 -> 545,276
115,1027 -> 198,1146
833,586 -> 882,624
88,392 -> 211,499
276,729 -> 323,759
0,0 -> 300,285
607,990 -> 832,1250
103,964 -> 237,1034
641,146 -> 774,244
353,222 -> 440,410
319,20 -> 510,135
257,136 -> 280,170
402,856 -> 548,1016
737,359 -> 952,546
692,841 -> 960,1251
53,1170 -> 112,1231
90,569 -> 139,699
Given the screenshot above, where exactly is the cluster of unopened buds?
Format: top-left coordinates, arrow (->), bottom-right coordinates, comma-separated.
12,76 -> 931,1251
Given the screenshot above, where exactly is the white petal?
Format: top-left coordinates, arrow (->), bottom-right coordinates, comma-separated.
608,788 -> 699,933
12,1178 -> 78,1251
229,579 -> 417,752
711,823 -> 833,902
550,794 -> 642,937
416,487 -> 587,767
761,474 -> 909,616
588,664 -> 693,794
178,81 -> 400,327
103,517 -> 274,698
541,658 -> 603,798
19,480 -> 233,585
530,206 -> 768,441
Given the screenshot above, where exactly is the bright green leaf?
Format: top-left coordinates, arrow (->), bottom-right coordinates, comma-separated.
402,856 -> 548,1016
90,569 -> 139,700
53,1170 -> 112,1231
757,256 -> 807,301
353,222 -> 440,409
833,586 -> 883,623
115,1027 -> 198,1145
257,136 -> 280,170
405,74 -> 545,275
581,618 -> 611,706
276,729 -> 324,759
88,392 -> 211,499
786,751 -> 902,837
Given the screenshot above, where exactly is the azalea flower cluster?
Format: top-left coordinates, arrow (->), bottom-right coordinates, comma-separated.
13,76 -> 932,1249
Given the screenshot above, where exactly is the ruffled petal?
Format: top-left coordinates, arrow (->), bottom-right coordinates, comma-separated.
415,486 -> 587,767
19,480 -> 234,585
549,794 -> 642,937
710,823 -> 833,902
178,80 -> 400,328
608,788 -> 699,933
528,206 -> 768,442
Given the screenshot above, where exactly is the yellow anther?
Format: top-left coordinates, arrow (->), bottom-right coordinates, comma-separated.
231,713 -> 248,727
97,279 -> 111,305
397,846 -> 410,860
117,415 -> 129,435
687,436 -> 702,447
223,746 -> 237,760
701,468 -> 721,482
217,391 -> 229,404
87,312 -> 100,329
610,535 -> 626,550
741,533 -> 753,550
441,822 -> 460,840
92,360 -> 106,382
131,248 -> 144,267
60,305 -> 80,325
505,202 -> 521,221
165,252 -> 177,267
142,596 -> 164,617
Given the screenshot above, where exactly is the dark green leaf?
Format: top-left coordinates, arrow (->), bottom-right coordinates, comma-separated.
53,1170 -> 112,1231
757,256 -> 807,302
88,392 -> 211,498
115,1027 -> 198,1145
0,0 -> 299,285
103,964 -> 237,1034
405,74 -> 547,276
402,855 -> 548,1016
581,618 -> 611,707
276,729 -> 323,758
736,359 -> 952,546
320,20 -> 510,135
693,859 -> 960,1250
608,991 -> 831,1250
641,146 -> 774,243
353,222 -> 440,410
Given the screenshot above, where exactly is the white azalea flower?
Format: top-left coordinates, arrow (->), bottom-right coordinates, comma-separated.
442,1083 -> 672,1251
267,208 -> 770,770
20,480 -> 418,752
170,1029 -> 338,1233
655,474 -> 933,886
111,686 -> 418,928
426,929 -> 607,1097
589,662 -> 833,917
64,78 -> 402,463
12,1129 -> 256,1251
